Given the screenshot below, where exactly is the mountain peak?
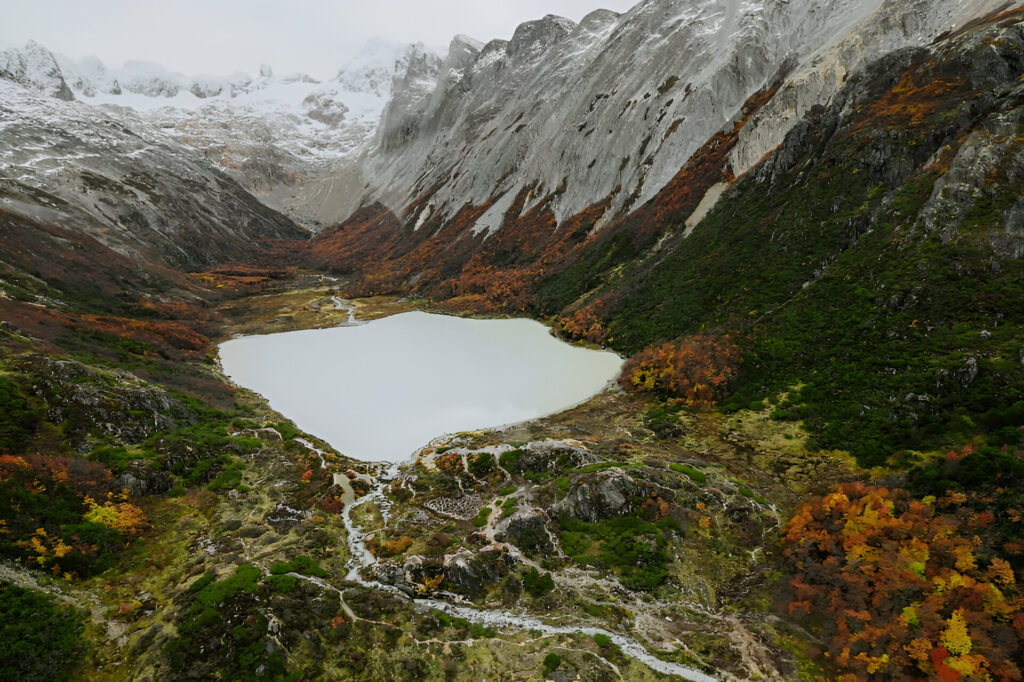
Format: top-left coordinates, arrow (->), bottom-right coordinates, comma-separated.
508,15 -> 577,60
0,40 -> 74,100
451,34 -> 484,51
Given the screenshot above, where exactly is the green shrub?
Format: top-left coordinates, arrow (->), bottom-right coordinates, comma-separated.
89,446 -> 134,472
468,452 -> 494,478
0,583 -> 86,682
669,463 -> 707,485
264,574 -> 299,593
522,567 -> 555,598
498,448 -> 523,470
0,375 -> 38,452
207,460 -> 245,492
270,556 -> 326,578
472,507 -> 492,528
558,515 -> 671,590
555,476 -> 571,497
467,622 -> 496,638
164,564 -> 299,681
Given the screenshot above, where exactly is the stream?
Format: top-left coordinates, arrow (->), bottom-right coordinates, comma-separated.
338,465 -> 718,682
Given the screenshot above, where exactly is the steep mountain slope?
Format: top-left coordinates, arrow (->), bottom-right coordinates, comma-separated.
306,3 -> 1024,461
305,0 -> 1019,294
0,39 -> 74,100
588,8 -> 1024,462
342,0 -> 1011,230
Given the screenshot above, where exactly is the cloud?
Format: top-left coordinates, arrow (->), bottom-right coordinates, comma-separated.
0,0 -> 639,78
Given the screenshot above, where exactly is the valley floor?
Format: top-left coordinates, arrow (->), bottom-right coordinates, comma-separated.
4,275 -> 1018,681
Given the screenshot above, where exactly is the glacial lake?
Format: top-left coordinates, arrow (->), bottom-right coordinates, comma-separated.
218,311 -> 623,462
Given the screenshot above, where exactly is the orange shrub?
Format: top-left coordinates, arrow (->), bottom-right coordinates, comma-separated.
620,332 -> 740,405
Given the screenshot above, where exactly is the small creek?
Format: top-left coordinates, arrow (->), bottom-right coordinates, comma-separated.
338,466 -> 718,682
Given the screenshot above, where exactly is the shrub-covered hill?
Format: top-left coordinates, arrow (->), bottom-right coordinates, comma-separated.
307,10 -> 1024,469
554,13 -> 1024,467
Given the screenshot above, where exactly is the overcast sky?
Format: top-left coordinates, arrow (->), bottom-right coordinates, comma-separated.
1,0 -> 640,78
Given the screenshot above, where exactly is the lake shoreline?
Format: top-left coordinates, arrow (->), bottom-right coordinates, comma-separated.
217,308 -> 623,463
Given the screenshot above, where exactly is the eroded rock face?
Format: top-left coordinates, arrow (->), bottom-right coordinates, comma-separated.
916,23 -> 1024,256
265,503 -> 311,534
0,77 -> 306,269
553,470 -> 666,523
115,461 -> 172,497
504,441 -> 596,475
439,548 -> 518,598
493,511 -> 556,555
23,355 -> 197,451
350,0 -> 1005,232
380,547 -> 519,599
0,40 -> 74,100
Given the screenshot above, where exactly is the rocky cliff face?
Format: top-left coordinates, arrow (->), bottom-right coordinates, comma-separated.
0,40 -> 74,100
345,0 -> 1014,233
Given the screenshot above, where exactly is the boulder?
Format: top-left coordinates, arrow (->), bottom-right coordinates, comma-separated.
494,511 -> 555,555
253,427 -> 283,441
114,461 -> 172,497
432,548 -> 518,599
552,470 -> 649,523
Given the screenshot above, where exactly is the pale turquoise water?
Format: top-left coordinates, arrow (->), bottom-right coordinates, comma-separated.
218,311 -> 622,462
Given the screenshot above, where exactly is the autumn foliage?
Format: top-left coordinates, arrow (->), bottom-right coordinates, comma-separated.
557,294 -> 620,346
782,482 -> 1023,680
620,332 -> 740,405
83,492 -> 149,538
0,454 -> 145,578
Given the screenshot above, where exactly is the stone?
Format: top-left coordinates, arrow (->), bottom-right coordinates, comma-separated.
955,356 -> 979,388
494,511 -> 556,554
115,461 -> 172,497
552,470 -> 657,523
253,427 -> 283,441
438,548 -> 516,598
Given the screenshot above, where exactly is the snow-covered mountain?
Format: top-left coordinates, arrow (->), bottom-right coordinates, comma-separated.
4,0 -> 1018,239
49,40 -> 437,228
0,40 -> 74,100
0,75 -> 305,269
0,39 -> 438,229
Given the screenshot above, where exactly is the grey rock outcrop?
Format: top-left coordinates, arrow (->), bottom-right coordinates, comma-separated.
440,547 -> 517,598
493,511 -> 556,554
915,22 -> 1024,257
23,355 -> 198,450
502,441 -> 596,475
115,461 -> 172,497
553,470 -> 662,523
